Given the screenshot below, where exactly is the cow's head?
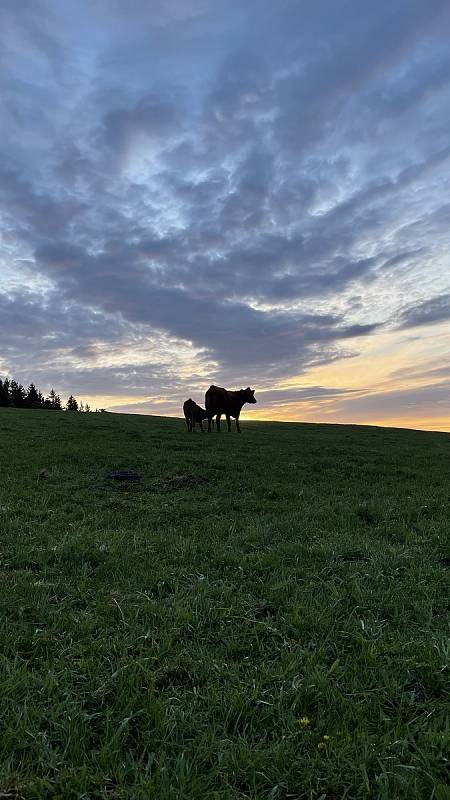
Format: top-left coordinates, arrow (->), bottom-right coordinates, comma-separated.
242,387 -> 257,404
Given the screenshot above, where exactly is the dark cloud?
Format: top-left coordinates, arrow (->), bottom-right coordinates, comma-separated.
0,291 -> 127,360
31,236 -> 380,381
97,92 -> 184,165
398,294 -> 450,329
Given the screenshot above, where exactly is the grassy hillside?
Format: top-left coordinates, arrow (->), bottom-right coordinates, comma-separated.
0,409 -> 449,800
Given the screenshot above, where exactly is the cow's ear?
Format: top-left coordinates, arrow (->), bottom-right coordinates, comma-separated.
251,389 -> 255,395
246,386 -> 250,391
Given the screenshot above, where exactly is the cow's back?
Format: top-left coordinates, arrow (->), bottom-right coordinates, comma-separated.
194,403 -> 207,422
205,385 -> 228,415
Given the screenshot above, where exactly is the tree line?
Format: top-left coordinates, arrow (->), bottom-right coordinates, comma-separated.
0,377 -> 96,412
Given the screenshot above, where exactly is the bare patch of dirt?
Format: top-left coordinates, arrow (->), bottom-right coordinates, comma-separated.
159,474 -> 209,490
105,470 -> 142,481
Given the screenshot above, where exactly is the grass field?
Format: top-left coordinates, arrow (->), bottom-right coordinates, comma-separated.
0,408 -> 449,799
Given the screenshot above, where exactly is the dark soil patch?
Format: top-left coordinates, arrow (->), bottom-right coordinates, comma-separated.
105,470 -> 143,481
159,474 -> 209,490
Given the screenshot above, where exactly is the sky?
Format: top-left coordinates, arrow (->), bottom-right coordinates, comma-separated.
1,0 -> 449,431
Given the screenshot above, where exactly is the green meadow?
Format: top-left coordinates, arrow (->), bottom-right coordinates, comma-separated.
0,408 -> 449,800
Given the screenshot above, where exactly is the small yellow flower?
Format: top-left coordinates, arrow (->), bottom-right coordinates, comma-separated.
317,741 -> 326,750
297,716 -> 311,726
323,735 -> 331,741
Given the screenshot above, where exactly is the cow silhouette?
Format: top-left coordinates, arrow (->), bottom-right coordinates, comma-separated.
183,398 -> 208,432
205,385 -> 256,433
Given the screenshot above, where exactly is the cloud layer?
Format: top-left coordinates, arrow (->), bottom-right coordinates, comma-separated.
1,0 -> 449,427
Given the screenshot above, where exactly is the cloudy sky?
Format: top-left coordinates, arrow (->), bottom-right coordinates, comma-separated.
1,0 -> 450,430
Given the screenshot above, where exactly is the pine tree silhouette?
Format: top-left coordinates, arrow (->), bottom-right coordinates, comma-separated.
66,395 -> 79,411
0,377 -> 76,412
49,389 -> 62,410
10,380 -> 26,408
0,379 -> 10,406
26,383 -> 41,407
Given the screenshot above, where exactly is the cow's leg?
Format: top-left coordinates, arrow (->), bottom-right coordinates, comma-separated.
216,413 -> 221,432
235,415 -> 241,433
191,413 -> 196,432
185,414 -> 191,432
226,414 -> 231,432
200,420 -> 204,433
207,415 -> 212,432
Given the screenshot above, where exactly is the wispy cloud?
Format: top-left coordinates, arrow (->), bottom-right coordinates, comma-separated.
397,294 -> 450,329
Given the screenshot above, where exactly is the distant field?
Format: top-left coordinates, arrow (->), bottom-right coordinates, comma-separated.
0,409 -> 449,799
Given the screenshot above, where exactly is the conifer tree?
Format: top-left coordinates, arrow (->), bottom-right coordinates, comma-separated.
10,380 -> 26,408
0,378 -> 76,412
0,379 -> 10,406
26,383 -> 41,407
3,378 -> 11,406
66,395 -> 79,411
49,389 -> 62,410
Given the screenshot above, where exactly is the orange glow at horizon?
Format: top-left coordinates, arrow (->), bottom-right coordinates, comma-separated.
78,323 -> 450,434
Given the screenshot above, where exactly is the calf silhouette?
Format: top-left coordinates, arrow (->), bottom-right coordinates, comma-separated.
183,398 -> 208,432
205,385 -> 256,433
